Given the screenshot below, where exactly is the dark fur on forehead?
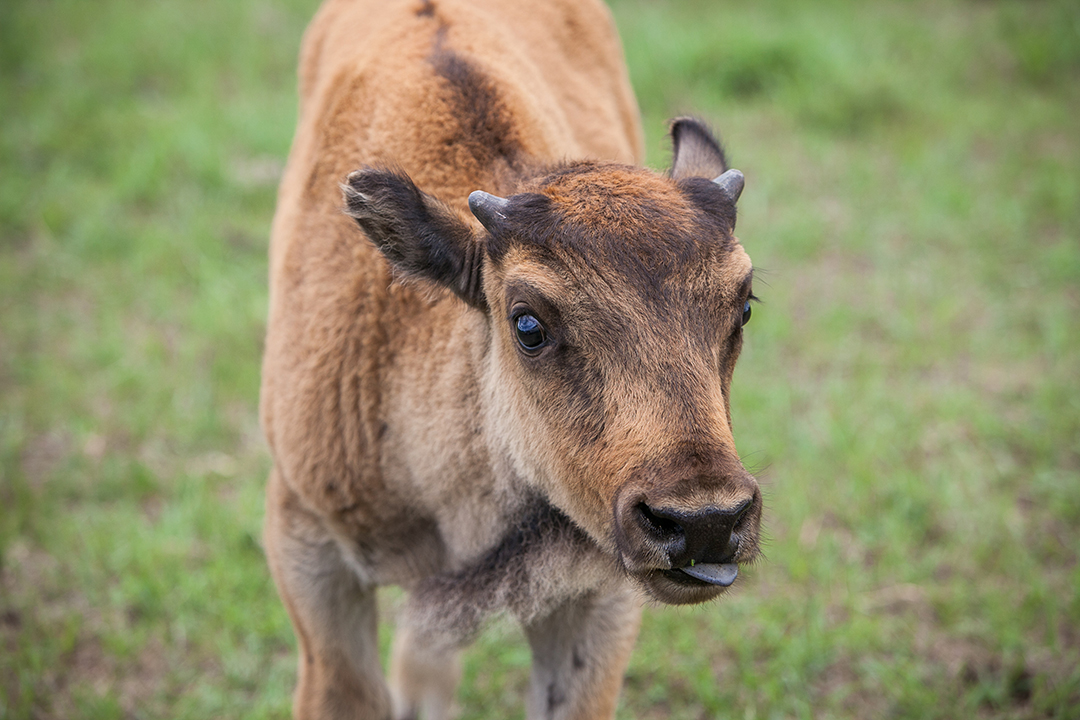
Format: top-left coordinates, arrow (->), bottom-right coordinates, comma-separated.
487,162 -> 736,282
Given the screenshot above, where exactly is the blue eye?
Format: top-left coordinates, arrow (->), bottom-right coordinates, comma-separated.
742,300 -> 752,326
515,313 -> 546,351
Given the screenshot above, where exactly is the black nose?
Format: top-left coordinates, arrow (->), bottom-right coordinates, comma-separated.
635,499 -> 752,567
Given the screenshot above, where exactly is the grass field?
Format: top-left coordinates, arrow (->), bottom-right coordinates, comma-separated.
1,0 -> 1078,717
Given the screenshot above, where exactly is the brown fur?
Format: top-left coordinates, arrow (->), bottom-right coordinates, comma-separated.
261,1 -> 762,718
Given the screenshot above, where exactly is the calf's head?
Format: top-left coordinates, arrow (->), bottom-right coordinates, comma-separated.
344,119 -> 761,604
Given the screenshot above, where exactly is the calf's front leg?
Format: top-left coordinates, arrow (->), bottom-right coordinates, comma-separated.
523,587 -> 642,720
264,468 -> 392,720
388,622 -> 462,720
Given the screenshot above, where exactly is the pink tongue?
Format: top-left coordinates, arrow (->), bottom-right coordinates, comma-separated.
681,562 -> 738,587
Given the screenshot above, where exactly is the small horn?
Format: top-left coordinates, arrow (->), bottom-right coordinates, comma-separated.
468,191 -> 510,233
712,169 -> 744,204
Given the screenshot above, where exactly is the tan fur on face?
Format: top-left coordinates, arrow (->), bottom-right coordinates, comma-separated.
484,230 -> 755,547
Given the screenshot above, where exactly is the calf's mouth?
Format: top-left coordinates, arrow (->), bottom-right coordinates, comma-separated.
664,559 -> 740,587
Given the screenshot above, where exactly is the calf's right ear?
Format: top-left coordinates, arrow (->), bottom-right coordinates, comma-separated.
669,117 -> 744,224
343,169 -> 486,310
670,117 -> 729,181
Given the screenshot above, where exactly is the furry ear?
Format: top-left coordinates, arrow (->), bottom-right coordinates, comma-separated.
670,117 -> 729,180
343,168 -> 486,309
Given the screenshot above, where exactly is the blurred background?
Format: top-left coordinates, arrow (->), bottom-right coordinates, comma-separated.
1,0 -> 1077,717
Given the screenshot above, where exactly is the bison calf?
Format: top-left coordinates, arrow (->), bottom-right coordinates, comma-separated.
260,0 -> 762,718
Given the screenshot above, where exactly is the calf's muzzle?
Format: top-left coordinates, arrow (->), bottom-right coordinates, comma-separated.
613,461 -> 760,597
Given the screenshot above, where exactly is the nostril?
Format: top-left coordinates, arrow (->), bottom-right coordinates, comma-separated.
635,502 -> 683,540
732,497 -> 752,524
633,503 -> 689,560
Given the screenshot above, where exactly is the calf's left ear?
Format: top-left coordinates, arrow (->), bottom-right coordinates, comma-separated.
343,168 -> 486,309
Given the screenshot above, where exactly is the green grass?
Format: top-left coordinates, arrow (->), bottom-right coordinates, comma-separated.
1,0 -> 1078,717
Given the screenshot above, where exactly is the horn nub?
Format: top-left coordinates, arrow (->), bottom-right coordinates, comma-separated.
468,191 -> 510,233
712,169 -> 744,204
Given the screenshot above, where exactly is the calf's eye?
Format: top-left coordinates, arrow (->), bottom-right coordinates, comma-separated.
742,300 -> 752,326
515,313 -> 546,351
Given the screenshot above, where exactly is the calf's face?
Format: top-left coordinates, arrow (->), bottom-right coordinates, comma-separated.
344,119 -> 761,605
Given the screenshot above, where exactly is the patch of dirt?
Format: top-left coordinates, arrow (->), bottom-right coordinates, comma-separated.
0,541 -> 176,719
913,620 -> 1080,718
20,430 -> 72,488
816,657 -> 891,719
46,635 -> 170,720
